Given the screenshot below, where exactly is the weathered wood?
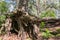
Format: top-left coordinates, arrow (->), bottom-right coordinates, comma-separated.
12,9 -> 60,40
44,26 -> 60,32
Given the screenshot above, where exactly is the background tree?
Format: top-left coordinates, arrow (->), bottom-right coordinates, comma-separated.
0,0 -> 9,34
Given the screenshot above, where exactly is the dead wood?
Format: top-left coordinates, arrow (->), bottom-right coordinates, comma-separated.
11,9 -> 60,40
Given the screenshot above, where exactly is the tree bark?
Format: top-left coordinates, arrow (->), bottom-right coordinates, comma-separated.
12,0 -> 40,40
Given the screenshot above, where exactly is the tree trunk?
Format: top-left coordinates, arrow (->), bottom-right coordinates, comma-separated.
14,0 -> 29,40
12,0 -> 40,40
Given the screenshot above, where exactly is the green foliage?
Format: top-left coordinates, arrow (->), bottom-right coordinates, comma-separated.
0,1 -> 8,26
40,22 -> 45,29
0,1 -> 8,14
42,29 -> 52,38
40,9 -> 56,18
0,15 -> 6,22
0,15 -> 6,26
40,22 -> 53,38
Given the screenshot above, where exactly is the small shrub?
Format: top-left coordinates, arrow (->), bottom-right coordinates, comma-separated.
40,22 -> 45,28
0,15 -> 6,26
40,9 -> 56,18
42,29 -> 52,38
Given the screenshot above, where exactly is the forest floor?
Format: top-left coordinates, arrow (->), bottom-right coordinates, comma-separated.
0,32 -> 60,40
0,33 -> 32,40
0,26 -> 60,40
44,26 -> 60,32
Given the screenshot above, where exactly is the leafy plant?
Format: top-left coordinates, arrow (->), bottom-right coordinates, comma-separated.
40,9 -> 56,18
40,22 -> 45,29
0,1 -> 8,26
42,29 -> 52,38
0,15 -> 6,26
0,1 -> 8,14
0,15 -> 6,22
